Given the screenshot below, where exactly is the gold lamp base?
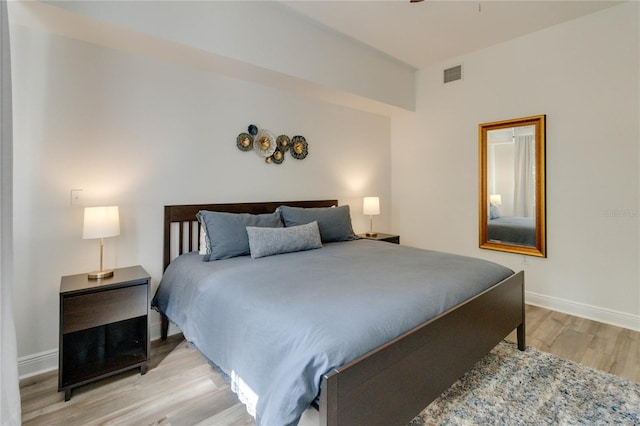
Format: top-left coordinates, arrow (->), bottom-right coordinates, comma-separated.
88,269 -> 114,280
366,215 -> 377,238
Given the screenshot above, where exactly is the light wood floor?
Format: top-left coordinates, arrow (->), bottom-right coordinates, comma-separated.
20,305 -> 640,425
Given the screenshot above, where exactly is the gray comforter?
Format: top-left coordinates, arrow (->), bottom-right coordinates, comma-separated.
152,239 -> 513,426
488,216 -> 536,245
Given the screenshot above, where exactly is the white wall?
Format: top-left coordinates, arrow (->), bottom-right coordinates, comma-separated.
11,25 -> 392,375
392,2 -> 639,330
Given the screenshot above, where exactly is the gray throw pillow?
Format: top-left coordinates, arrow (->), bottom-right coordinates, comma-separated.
197,210 -> 282,260
489,204 -> 501,220
278,205 -> 355,243
246,221 -> 322,259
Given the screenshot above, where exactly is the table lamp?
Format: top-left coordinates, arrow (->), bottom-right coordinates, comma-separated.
363,196 -> 380,237
83,206 -> 120,279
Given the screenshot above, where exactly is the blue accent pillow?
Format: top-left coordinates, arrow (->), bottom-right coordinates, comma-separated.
196,210 -> 282,260
489,203 -> 501,220
246,221 -> 322,259
278,205 -> 355,243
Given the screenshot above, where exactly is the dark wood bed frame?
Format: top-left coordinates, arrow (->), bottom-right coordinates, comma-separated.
160,200 -> 526,426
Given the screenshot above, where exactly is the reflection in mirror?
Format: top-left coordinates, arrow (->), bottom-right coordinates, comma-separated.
479,115 -> 546,257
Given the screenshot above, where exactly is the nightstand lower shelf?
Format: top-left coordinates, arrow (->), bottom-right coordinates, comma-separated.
60,316 -> 148,390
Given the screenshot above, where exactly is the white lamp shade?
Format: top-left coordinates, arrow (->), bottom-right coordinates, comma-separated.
489,194 -> 502,206
363,197 -> 380,216
83,206 -> 120,239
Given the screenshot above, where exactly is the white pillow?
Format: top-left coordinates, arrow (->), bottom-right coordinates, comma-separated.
199,224 -> 210,255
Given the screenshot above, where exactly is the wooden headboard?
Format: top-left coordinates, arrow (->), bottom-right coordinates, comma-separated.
163,200 -> 338,272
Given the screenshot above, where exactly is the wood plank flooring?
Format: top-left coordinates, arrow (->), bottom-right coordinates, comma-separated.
20,305 -> 640,425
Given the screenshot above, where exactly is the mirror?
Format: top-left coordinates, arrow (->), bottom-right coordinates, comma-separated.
479,115 -> 546,257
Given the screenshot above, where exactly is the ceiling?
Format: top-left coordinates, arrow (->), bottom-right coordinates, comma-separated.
280,0 -> 622,69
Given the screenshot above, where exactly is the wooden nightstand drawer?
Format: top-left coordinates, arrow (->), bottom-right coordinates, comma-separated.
62,284 -> 147,334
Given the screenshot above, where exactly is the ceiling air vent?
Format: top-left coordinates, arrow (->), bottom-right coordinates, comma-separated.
444,64 -> 463,83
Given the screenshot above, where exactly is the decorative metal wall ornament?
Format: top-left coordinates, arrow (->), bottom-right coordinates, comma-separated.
272,147 -> 286,164
254,129 -> 277,159
277,135 -> 290,149
236,133 -> 253,151
236,124 -> 309,165
290,136 -> 308,160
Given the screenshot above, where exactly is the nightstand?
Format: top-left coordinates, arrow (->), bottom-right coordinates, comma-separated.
357,233 -> 400,244
58,265 -> 150,401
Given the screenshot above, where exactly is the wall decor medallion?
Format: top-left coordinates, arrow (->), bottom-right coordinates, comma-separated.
236,133 -> 253,151
271,147 -> 286,164
277,135 -> 290,150
236,124 -> 309,165
290,135 -> 308,160
254,129 -> 277,159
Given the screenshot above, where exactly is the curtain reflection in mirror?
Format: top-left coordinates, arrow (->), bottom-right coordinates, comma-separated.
513,125 -> 535,218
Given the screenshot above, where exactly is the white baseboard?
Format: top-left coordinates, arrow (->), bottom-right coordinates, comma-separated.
526,291 -> 640,331
18,349 -> 58,379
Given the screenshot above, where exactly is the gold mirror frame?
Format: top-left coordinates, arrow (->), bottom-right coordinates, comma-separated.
479,115 -> 546,257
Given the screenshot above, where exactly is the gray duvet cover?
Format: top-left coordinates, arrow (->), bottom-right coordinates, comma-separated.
488,216 -> 536,245
152,239 -> 513,426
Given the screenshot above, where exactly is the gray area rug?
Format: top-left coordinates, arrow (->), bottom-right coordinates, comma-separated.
409,341 -> 640,425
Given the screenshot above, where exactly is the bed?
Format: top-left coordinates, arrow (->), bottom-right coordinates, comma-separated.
153,200 -> 525,426
488,216 -> 536,246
